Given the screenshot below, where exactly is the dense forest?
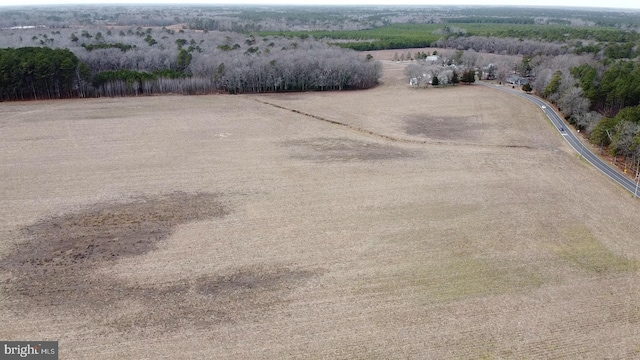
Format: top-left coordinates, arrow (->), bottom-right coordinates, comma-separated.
1,4 -> 640,167
0,47 -> 82,100
262,23 -> 640,52
0,25 -> 381,100
2,5 -> 639,31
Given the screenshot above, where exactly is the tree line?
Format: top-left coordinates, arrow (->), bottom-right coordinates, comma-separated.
526,52 -> 640,162
0,47 -> 84,101
567,60 -> 640,158
3,5 -> 638,34
0,28 -> 382,101
262,22 -> 640,54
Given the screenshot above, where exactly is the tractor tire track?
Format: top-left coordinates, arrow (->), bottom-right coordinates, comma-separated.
253,97 -> 534,150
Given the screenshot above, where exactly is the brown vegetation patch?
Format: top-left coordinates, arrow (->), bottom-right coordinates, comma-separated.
405,115 -> 485,141
6,192 -> 227,274
283,137 -> 414,162
105,266 -> 318,332
1,193 -> 224,309
1,192 -> 321,331
196,266 -> 315,297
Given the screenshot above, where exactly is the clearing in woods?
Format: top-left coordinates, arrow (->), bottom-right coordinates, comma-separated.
1,56 -> 640,359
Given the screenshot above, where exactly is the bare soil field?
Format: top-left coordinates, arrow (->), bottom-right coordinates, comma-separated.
1,59 -> 640,359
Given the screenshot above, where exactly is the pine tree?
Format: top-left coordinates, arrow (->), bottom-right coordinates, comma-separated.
176,49 -> 192,73
451,71 -> 459,85
461,69 -> 476,84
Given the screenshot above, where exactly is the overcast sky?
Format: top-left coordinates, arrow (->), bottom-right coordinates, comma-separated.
0,0 -> 639,9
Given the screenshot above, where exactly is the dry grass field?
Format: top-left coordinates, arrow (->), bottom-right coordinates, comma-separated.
2,58 -> 640,359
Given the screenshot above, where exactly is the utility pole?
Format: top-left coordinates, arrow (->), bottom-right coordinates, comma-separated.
635,158 -> 640,198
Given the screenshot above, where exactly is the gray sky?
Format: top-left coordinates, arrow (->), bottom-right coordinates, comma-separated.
1,0 -> 639,9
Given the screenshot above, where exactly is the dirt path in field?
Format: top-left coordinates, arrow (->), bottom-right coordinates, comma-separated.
253,97 -> 414,143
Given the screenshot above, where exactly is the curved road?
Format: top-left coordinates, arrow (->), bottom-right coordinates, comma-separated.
480,82 -> 640,198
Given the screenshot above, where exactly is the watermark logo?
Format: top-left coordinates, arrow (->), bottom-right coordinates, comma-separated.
1,342 -> 57,359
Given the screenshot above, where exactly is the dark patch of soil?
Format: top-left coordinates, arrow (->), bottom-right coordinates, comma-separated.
405,115 -> 485,141
4,192 -> 228,280
106,266 -> 319,332
196,266 -> 315,297
1,192 -> 320,332
284,137 -> 413,162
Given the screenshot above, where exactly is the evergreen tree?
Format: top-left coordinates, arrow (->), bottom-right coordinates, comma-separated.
544,70 -> 562,97
176,49 -> 192,73
0,47 -> 83,101
431,75 -> 439,86
461,69 -> 476,84
451,71 -> 460,85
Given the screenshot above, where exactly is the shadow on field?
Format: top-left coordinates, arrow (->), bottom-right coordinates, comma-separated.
405,115 -> 485,141
1,192 -> 319,332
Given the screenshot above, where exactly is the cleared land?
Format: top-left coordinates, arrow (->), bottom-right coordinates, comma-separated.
1,59 -> 640,359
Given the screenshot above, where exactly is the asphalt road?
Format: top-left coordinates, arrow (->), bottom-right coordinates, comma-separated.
480,81 -> 640,198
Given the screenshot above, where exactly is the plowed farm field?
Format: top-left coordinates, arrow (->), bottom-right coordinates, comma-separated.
2,60 -> 640,359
